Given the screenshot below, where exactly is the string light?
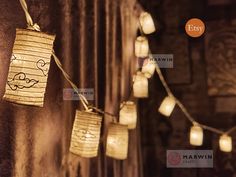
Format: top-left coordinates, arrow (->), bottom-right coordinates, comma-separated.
133,71 -> 148,98
135,36 -> 149,58
190,123 -> 203,146
219,134 -> 232,152
9,0 -> 236,161
158,96 -> 176,117
139,12 -> 156,34
119,101 -> 137,129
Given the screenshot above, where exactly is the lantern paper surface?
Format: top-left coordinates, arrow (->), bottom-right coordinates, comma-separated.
3,28 -> 55,107
141,59 -> 156,78
219,134 -> 232,152
106,123 -> 128,160
139,12 -> 156,34
190,124 -> 203,146
135,36 -> 149,58
133,72 -> 148,98
158,96 -> 176,117
119,101 -> 137,129
70,110 -> 102,158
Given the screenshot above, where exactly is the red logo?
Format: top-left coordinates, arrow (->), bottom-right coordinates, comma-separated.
167,152 -> 181,166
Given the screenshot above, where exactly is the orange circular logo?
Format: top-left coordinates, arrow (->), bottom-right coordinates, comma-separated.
185,18 -> 205,37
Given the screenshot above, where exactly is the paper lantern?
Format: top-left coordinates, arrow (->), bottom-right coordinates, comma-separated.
139,12 -> 156,34
3,28 -> 55,107
135,36 -> 149,58
158,96 -> 176,117
106,123 -> 129,160
119,101 -> 137,129
70,110 -> 102,158
133,72 -> 148,98
141,59 -> 156,78
190,124 -> 203,146
219,134 -> 232,152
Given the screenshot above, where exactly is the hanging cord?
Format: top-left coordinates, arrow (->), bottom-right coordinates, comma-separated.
19,0 -> 40,31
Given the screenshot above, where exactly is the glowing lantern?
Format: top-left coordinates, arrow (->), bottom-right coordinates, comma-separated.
106,123 -> 129,160
139,12 -> 156,34
219,134 -> 232,152
119,101 -> 137,129
70,110 -> 102,158
3,28 -> 55,107
158,96 -> 176,117
190,123 -> 203,146
135,36 -> 149,58
141,58 -> 156,78
133,72 -> 148,98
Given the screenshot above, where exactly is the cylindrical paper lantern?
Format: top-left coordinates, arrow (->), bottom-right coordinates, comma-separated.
3,28 -> 55,107
190,124 -> 203,146
70,110 -> 102,158
158,96 -> 176,117
139,12 -> 156,34
219,134 -> 232,152
141,59 -> 156,78
106,123 -> 129,160
135,36 -> 149,58
119,101 -> 137,129
133,72 -> 148,98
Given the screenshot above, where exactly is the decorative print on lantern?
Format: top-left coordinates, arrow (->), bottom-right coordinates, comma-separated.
106,123 -> 129,160
139,12 -> 156,34
119,101 -> 137,129
3,28 -> 55,107
70,110 -> 102,158
190,123 -> 203,146
135,36 -> 149,58
133,72 -> 148,98
158,96 -> 176,117
141,58 -> 156,78
219,134 -> 232,152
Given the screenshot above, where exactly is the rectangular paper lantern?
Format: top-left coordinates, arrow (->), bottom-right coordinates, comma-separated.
3,28 -> 55,107
133,72 -> 148,98
219,134 -> 232,152
158,96 -> 176,117
119,101 -> 137,129
106,123 -> 129,160
190,124 -> 203,146
70,110 -> 102,158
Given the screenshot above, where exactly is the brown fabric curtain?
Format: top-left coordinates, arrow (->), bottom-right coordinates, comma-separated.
0,0 -> 142,177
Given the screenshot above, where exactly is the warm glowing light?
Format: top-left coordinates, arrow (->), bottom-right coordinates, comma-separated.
139,12 -> 156,34
70,111 -> 102,158
158,96 -> 176,117
141,58 -> 156,78
219,134 -> 232,152
3,28 -> 55,107
190,123 -> 203,146
119,101 -> 137,129
135,36 -> 149,58
106,123 -> 129,160
133,72 -> 148,98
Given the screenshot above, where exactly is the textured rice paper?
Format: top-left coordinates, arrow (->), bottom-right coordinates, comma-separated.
70,111 -> 102,158
3,28 -> 55,107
